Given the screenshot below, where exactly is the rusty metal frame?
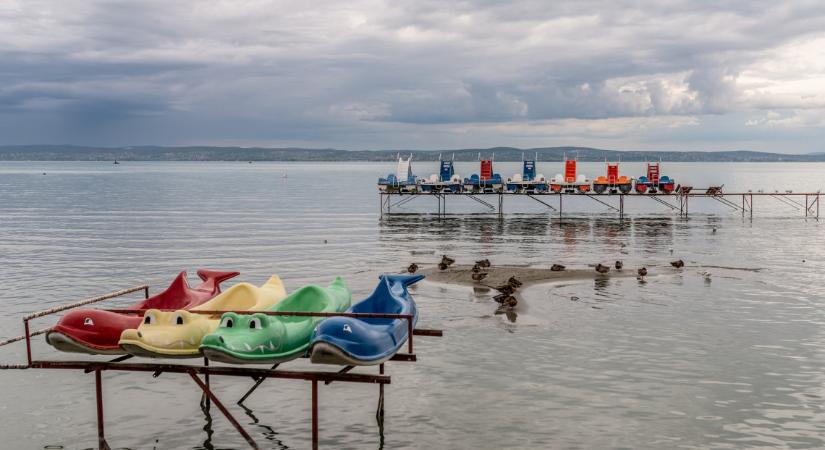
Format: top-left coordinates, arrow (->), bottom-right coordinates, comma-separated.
0,284 -> 443,450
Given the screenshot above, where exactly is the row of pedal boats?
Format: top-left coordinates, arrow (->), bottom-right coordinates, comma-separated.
46,270 -> 424,366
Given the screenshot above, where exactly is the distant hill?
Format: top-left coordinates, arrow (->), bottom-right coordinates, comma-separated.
1,145 -> 824,162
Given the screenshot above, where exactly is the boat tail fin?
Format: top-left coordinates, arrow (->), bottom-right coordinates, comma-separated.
261,275 -> 287,297
382,274 -> 425,289
195,269 -> 241,293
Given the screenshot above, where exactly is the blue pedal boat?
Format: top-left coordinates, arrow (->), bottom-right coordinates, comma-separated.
309,274 -> 424,365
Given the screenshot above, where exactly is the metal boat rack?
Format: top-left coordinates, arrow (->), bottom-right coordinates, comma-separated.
379,189 -> 821,220
0,284 -> 442,449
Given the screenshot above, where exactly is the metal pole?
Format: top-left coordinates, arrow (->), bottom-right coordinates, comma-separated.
742,194 -> 746,217
24,320 -> 32,366
188,371 -> 259,449
144,286 -> 149,299
377,363 -> 385,420
203,357 -> 210,409
805,194 -> 808,217
312,380 -> 319,450
95,370 -> 110,450
750,194 -> 753,220
407,318 -> 414,354
558,193 -> 563,223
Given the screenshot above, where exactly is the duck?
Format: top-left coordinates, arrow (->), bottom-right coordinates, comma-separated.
550,264 -> 565,272
505,296 -> 518,308
407,263 -> 419,274
615,260 -> 623,270
637,267 -> 648,277
441,255 -> 456,267
494,284 -> 515,295
595,264 -> 610,274
492,293 -> 509,303
471,264 -> 481,273
438,262 -> 449,271
475,259 -> 491,268
670,259 -> 684,268
698,270 -> 711,281
507,276 -> 522,288
471,272 -> 488,282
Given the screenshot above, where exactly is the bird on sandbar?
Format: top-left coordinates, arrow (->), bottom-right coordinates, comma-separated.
670,259 -> 685,268
494,284 -> 515,295
475,258 -> 491,268
595,264 -> 610,274
637,267 -> 648,277
615,260 -> 623,270
407,263 -> 418,274
551,264 -> 565,272
507,276 -> 522,287
440,255 -> 456,267
471,272 -> 488,282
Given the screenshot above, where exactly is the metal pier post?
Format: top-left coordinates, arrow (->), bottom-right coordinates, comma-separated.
498,193 -> 503,217
558,194 -> 563,222
312,380 -> 319,450
619,195 -> 624,219
377,363 -> 385,420
95,369 -> 111,450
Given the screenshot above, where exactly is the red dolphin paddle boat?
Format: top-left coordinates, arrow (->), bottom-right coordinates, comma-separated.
45,269 -> 239,355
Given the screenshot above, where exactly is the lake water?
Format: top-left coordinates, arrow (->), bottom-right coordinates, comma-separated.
0,161 -> 824,449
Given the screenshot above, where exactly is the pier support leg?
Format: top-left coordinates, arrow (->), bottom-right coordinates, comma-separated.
377,363 -> 385,420
750,194 -> 753,220
312,380 -> 319,450
498,194 -> 503,217
188,371 -> 259,449
558,194 -> 563,223
95,369 -> 111,450
203,357 -> 210,409
619,195 -> 624,220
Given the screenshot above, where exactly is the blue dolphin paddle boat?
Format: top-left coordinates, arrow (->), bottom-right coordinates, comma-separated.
309,274 -> 424,366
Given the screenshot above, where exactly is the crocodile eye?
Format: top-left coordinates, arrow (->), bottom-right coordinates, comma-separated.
143,314 -> 156,325
174,314 -> 184,325
220,317 -> 234,328
83,317 -> 94,326
249,318 -> 262,329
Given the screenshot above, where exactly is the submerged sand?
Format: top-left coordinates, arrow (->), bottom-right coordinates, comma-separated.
417,264 -> 641,288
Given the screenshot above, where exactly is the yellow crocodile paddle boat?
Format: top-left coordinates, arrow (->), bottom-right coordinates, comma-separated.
119,275 -> 287,358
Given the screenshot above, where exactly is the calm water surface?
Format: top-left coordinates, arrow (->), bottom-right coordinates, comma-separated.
0,161 -> 824,449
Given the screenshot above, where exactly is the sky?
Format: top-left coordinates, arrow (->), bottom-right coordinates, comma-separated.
2,1 -> 825,152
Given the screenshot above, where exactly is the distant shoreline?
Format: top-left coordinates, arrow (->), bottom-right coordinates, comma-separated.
1,145 -> 824,162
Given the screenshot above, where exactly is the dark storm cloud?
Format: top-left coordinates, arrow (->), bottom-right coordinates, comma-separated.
1,0 -> 825,150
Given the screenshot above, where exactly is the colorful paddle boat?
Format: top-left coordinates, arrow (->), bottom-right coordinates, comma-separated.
506,155 -> 548,193
635,162 -> 676,194
378,154 -> 418,193
118,275 -> 287,358
309,274 -> 423,366
45,269 -> 239,355
419,156 -> 463,193
200,277 -> 351,364
550,157 -> 590,193
464,157 -> 503,193
592,162 -> 632,194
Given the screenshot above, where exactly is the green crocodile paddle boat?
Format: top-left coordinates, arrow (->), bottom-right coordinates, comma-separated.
200,277 -> 351,364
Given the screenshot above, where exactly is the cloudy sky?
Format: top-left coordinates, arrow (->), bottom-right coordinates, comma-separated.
2,1 -> 825,152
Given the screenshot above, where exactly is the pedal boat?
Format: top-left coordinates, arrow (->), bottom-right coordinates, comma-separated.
309,274 -> 423,366
200,277 -> 351,364
45,269 -> 239,355
118,275 -> 286,358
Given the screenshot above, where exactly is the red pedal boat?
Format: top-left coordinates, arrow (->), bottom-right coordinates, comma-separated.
45,269 -> 239,355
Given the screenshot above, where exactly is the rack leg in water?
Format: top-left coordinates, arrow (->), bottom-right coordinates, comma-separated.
377,363 -> 385,420
189,371 -> 259,449
95,369 -> 111,450
312,380 -> 319,450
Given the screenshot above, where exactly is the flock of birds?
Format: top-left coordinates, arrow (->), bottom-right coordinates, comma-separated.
405,255 -> 708,316
408,256 -> 524,313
